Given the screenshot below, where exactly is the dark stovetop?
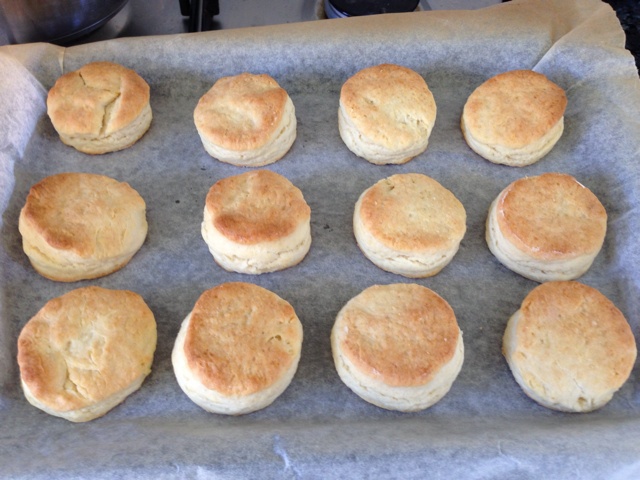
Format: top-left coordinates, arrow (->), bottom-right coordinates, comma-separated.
0,0 -> 638,73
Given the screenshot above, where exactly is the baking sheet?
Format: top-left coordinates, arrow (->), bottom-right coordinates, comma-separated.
1,0 -> 640,477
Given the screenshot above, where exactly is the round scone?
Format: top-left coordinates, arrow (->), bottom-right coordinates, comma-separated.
331,284 -> 464,412
47,61 -> 152,154
486,172 -> 607,282
19,172 -> 148,282
172,282 -> 303,415
354,173 -> 466,278
194,73 -> 296,167
201,170 -> 311,274
503,281 -> 636,412
461,70 -> 567,166
338,63 -> 437,165
17,286 -> 157,422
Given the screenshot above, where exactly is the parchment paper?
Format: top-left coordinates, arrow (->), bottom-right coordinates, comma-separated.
1,0 -> 640,477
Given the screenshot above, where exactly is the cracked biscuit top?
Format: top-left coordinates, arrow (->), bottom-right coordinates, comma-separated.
47,61 -> 149,136
46,61 -> 151,148
17,286 -> 157,413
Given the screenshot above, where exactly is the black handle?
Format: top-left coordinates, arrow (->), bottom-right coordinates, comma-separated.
179,0 -> 190,16
179,0 -> 219,32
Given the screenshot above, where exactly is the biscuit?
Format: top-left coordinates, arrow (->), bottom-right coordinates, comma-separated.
461,70 -> 566,166
172,282 -> 303,415
47,61 -> 152,154
503,281 -> 636,412
354,173 -> 466,278
201,170 -> 311,274
486,173 -> 607,282
17,286 -> 157,422
194,73 -> 296,167
19,172 -> 148,282
338,64 -> 437,165
331,284 -> 463,412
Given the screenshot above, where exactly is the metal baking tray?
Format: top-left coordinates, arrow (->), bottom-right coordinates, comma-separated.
1,0 -> 639,477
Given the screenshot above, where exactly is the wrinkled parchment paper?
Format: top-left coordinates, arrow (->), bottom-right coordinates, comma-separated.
1,0 -> 640,477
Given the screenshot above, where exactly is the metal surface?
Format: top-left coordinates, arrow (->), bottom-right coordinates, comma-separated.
0,0 -> 129,44
0,0 -> 504,46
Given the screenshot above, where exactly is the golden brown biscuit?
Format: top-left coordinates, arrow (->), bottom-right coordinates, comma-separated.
201,170 -> 311,274
47,61 -> 152,154
486,173 -> 607,282
194,73 -> 296,166
17,286 -> 157,422
19,172 -> 148,282
172,282 -> 303,415
503,281 -> 636,412
461,70 -> 566,166
331,284 -> 464,411
339,64 -> 437,165
354,173 -> 466,277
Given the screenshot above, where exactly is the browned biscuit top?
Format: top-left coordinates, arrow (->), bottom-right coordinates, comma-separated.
47,61 -> 150,137
19,172 -> 147,258
463,70 -> 567,148
359,173 -> 466,252
205,170 -> 310,245
184,282 -> 303,396
512,281 -> 636,393
194,73 -> 289,151
337,284 -> 459,387
340,64 -> 436,149
17,286 -> 157,412
496,173 -> 607,260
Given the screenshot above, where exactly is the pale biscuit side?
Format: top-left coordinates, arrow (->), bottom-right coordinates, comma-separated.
60,103 -> 152,155
332,327 -> 463,412
21,374 -> 149,423
486,197 -> 599,282
461,115 -> 564,167
201,211 -> 311,274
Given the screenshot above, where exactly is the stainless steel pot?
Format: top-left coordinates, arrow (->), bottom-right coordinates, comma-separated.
0,0 -> 129,44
